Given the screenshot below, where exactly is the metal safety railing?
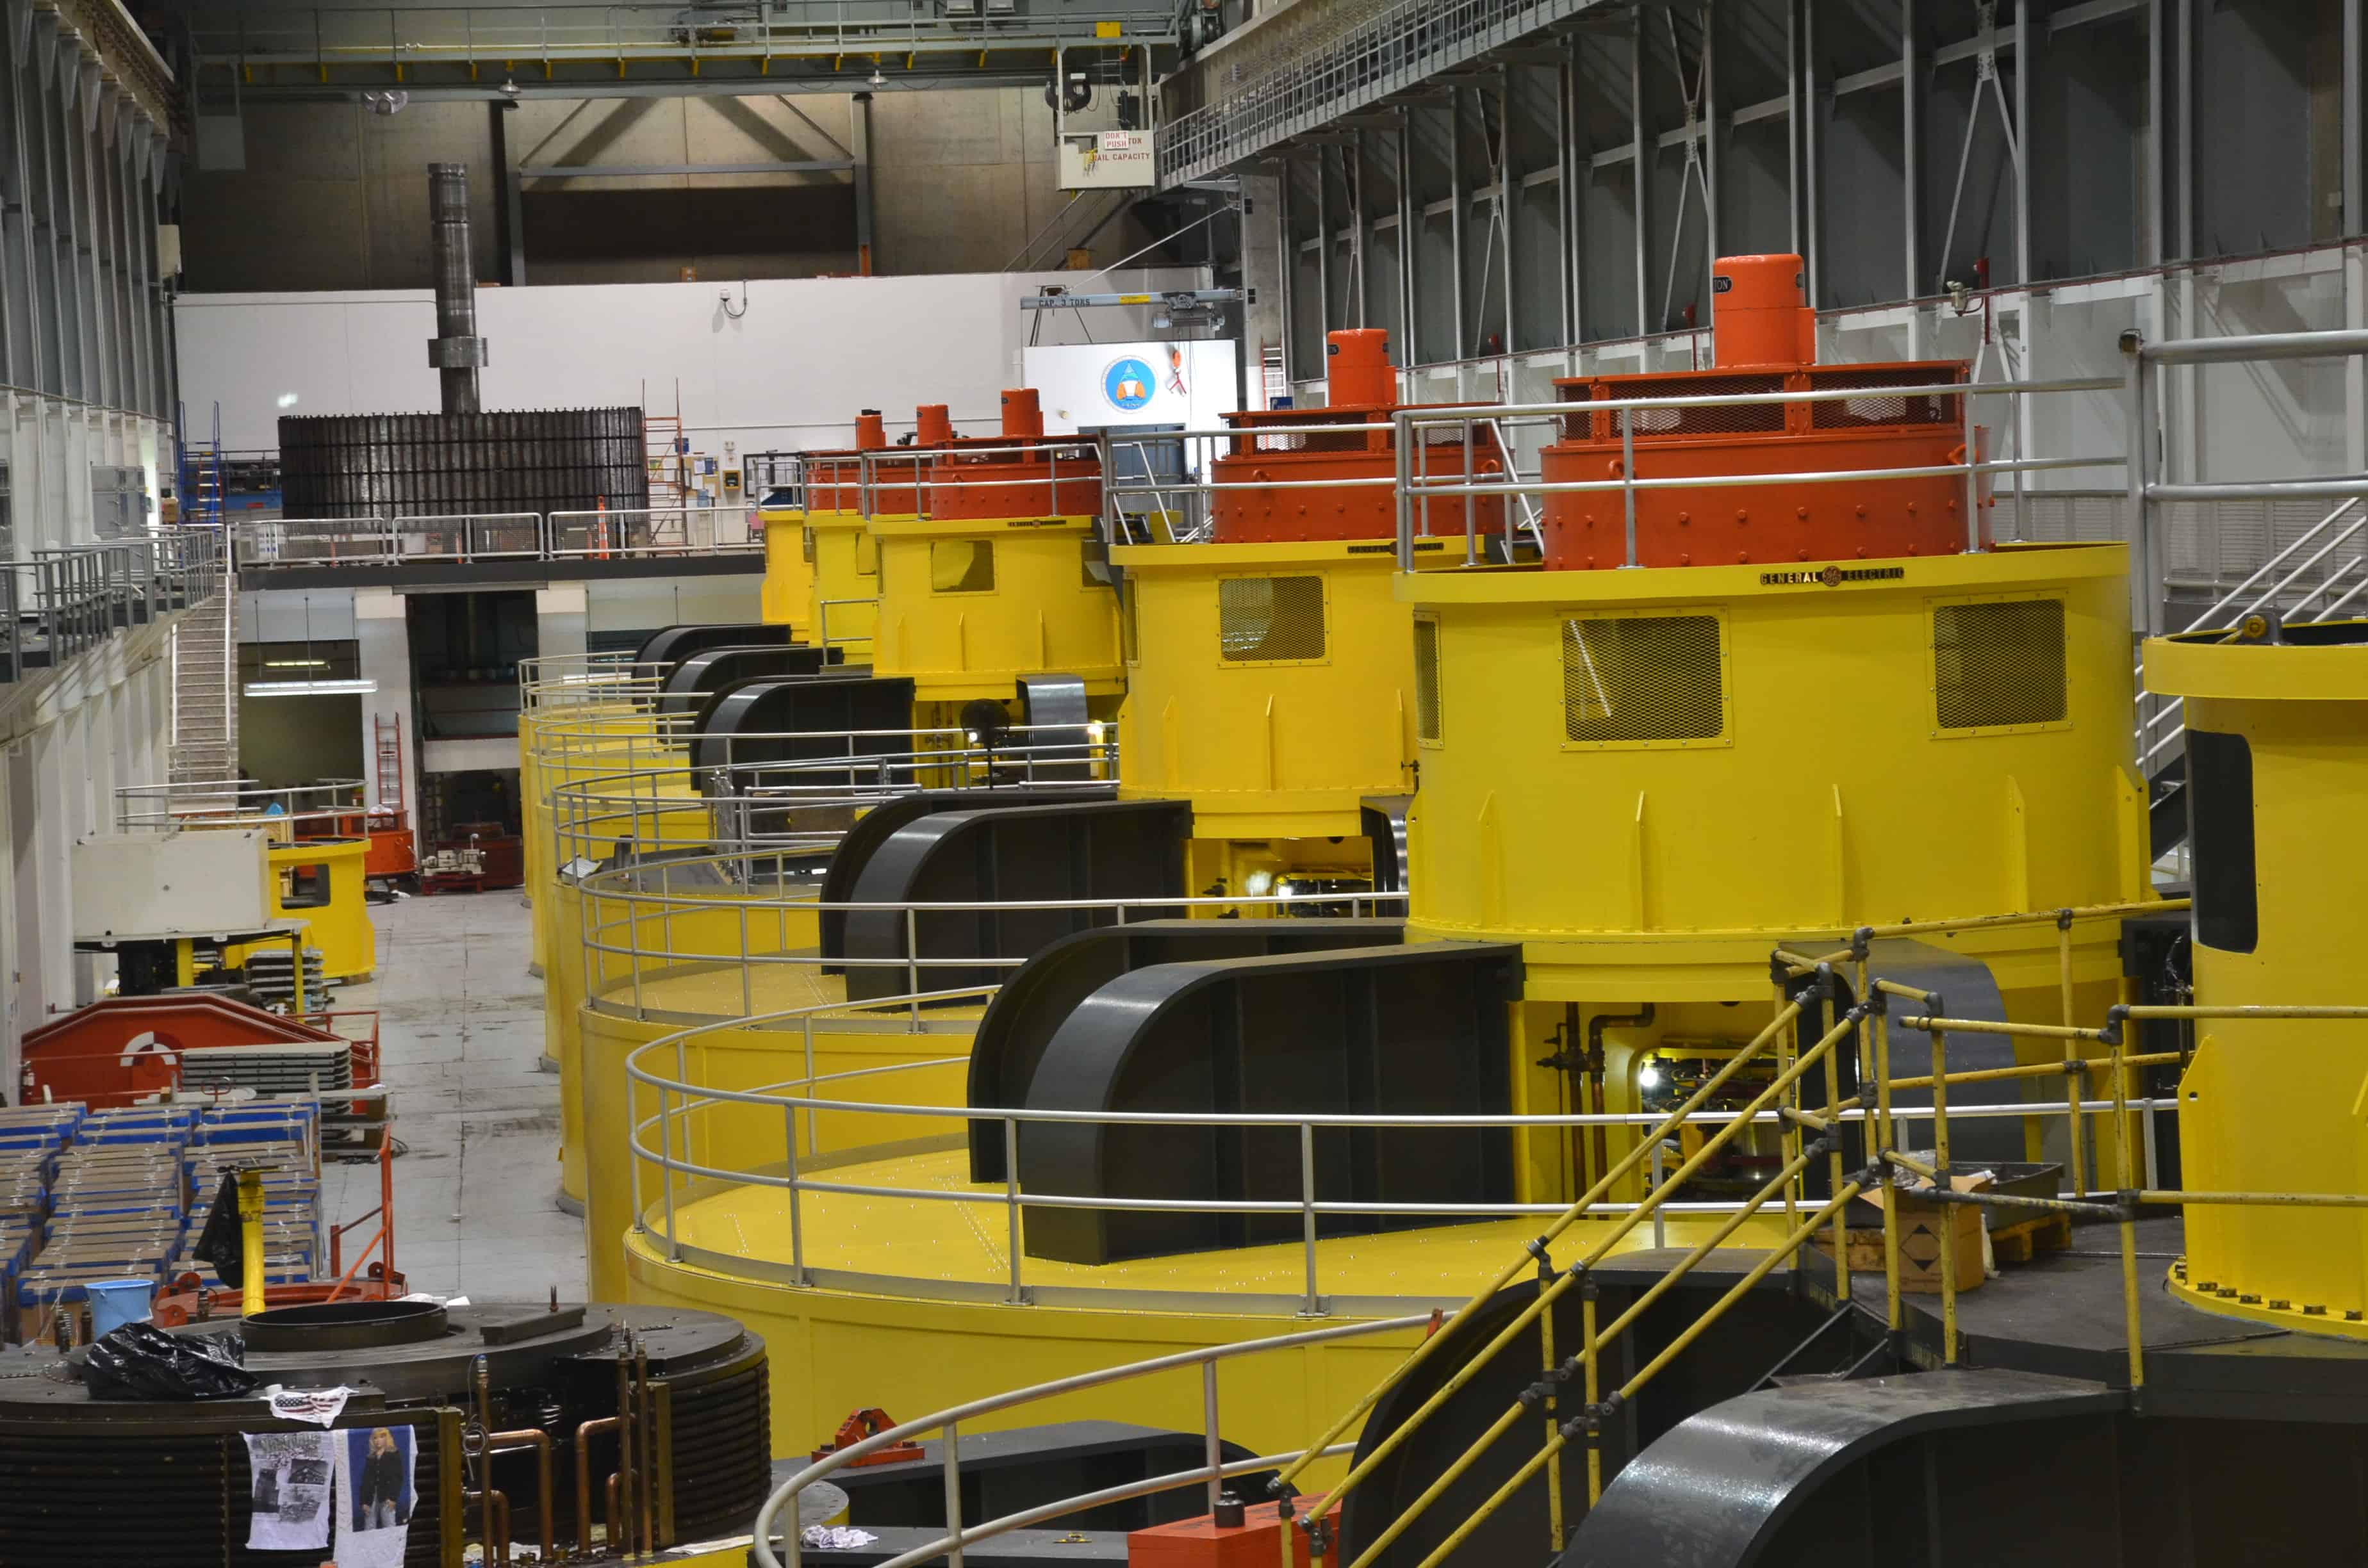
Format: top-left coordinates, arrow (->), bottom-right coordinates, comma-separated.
0,528 -> 226,681
749,1312 -> 1399,1568
231,509 -> 762,571
1090,416 -> 1531,548
620,982 -> 2166,1320
192,2 -> 1181,76
1388,373 -> 2128,572
1251,898 -> 2368,1568
854,441 -> 1102,524
116,777 -> 367,834
2123,329 -> 2368,767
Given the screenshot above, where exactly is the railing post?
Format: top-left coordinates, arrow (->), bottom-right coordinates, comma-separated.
1299,1122 -> 1322,1316
803,1013 -> 819,1157
660,1083 -> 680,1259
785,1102 -> 809,1286
1004,1117 -> 1026,1306
1201,1359 -> 1224,1513
906,907 -> 922,1030
1649,1139 -> 1666,1250
627,1066 -> 645,1233
1620,409 -> 1638,568
1961,371 -> 1982,553
941,1421 -> 966,1568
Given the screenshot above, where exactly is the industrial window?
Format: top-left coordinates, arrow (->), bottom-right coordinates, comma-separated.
1932,597 -> 2067,731
932,539 -> 996,593
1413,615 -> 1443,742
801,527 -> 816,564
853,531 -> 878,576
2185,730 -> 2258,954
1560,612 -> 1727,745
1218,576 -> 1327,663
283,864 -> 331,910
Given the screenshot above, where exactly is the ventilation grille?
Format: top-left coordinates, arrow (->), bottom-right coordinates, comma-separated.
1561,614 -> 1725,744
932,538 -> 996,592
1219,575 -> 1326,662
1559,375 -> 1786,441
1932,598 -> 2067,730
1413,616 -> 1442,742
1809,366 -> 1961,430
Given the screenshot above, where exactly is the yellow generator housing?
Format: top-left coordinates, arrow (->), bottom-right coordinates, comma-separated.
2148,621 -> 2368,1330
1405,544 -> 2149,1203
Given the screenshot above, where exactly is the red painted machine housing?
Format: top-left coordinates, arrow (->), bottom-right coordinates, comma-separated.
20,995 -> 358,1109
1539,252 -> 1982,570
1212,329 -> 1509,544
914,387 -> 1100,521
1211,403 -> 1509,543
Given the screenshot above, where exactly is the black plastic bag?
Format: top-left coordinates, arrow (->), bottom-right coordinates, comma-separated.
85,1321 -> 259,1401
193,1169 -> 244,1284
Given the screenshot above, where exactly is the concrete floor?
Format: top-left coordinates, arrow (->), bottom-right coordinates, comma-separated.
325,890 -> 587,1302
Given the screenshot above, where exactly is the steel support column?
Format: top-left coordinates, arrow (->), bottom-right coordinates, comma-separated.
1448,90 -> 1469,360
1903,0 -> 1923,353
1396,108 -> 1418,370
1631,17 -> 1650,335
1558,36 -> 1581,349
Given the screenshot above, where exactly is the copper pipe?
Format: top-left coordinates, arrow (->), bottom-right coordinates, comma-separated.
614,1341 -> 637,1555
486,1428 -> 555,1563
635,1340 -> 657,1553
606,1473 -> 623,1549
577,1415 -> 621,1551
488,1488 -> 509,1567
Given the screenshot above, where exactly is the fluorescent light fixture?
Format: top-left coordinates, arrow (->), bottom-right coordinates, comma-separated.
276,393 -> 300,409
243,678 -> 378,696
263,658 -> 330,669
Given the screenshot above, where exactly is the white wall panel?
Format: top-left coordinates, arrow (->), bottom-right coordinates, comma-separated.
176,268 -> 1214,456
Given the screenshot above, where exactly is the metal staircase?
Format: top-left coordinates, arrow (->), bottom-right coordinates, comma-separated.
169,560 -> 237,791
177,402 -> 225,527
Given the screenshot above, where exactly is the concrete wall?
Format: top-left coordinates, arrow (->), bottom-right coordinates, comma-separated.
176,267 -> 1209,455
180,88 -> 1155,291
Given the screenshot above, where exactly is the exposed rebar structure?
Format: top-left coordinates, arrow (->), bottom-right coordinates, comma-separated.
427,161 -> 487,414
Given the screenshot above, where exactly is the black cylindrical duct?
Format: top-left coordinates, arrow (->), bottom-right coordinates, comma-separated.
426,161 -> 486,414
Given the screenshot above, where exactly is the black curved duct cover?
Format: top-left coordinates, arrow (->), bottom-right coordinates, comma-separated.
967,918 -> 1408,1181
819,787 -> 1119,966
660,643 -> 834,716
1013,940 -> 1523,1265
691,673 -> 915,781
636,622 -> 798,678
839,797 -> 1192,1004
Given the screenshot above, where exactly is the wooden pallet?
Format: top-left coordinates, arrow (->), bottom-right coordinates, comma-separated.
1989,1210 -> 2075,1266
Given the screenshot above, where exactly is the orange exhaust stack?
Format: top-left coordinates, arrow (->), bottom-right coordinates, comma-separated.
1711,253 -> 1818,368
916,404 -> 955,446
853,409 -> 887,450
1000,388 -> 1044,438
1326,328 -> 1397,407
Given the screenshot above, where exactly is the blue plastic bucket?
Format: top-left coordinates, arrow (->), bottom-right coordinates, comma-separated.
86,1278 -> 154,1337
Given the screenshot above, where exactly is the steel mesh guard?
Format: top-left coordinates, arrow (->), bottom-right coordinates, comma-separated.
1932,598 -> 2068,730
1413,616 -> 1443,741
1560,613 -> 1727,744
1218,575 -> 1328,662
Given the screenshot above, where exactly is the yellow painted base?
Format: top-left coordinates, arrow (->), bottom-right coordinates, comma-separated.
2165,1262 -> 2368,1339
762,507 -> 816,639
224,837 -> 375,981
577,982 -> 978,1302
626,1152 -> 1793,1466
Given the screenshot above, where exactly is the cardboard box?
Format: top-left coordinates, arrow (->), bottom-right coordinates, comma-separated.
1809,1178 -> 1988,1294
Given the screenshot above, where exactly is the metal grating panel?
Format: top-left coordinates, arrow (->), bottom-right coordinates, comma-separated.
1805,366 -> 1961,429
930,538 -> 996,593
1560,614 -> 1725,744
1413,616 -> 1442,741
1932,598 -> 2067,730
1219,575 -> 1327,662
